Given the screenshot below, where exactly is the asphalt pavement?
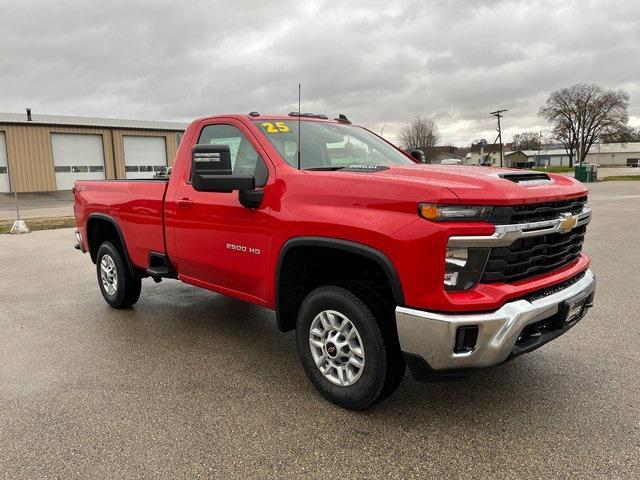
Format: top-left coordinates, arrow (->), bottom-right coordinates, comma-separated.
0,191 -> 73,220
0,181 -> 638,479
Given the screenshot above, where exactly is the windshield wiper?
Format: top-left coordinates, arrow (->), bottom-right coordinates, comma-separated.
303,166 -> 347,171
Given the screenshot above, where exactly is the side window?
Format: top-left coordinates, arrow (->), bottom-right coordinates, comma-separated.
197,124 -> 268,187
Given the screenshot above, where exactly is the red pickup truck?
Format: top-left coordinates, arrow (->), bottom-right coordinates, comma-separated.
74,112 -> 595,409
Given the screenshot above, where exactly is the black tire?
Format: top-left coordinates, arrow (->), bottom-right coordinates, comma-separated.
295,285 -> 405,410
96,241 -> 141,308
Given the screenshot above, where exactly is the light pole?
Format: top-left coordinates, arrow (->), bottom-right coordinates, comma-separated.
380,124 -> 388,136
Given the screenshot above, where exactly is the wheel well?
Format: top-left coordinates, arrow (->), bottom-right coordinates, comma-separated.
87,218 -> 120,263
276,242 -> 402,332
85,216 -> 141,279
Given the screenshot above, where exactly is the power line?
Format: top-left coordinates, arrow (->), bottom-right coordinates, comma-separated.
490,109 -> 508,167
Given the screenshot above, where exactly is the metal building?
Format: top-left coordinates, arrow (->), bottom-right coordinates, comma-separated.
0,112 -> 186,192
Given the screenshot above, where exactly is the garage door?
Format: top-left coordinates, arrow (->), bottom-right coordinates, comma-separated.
0,132 -> 8,192
123,136 -> 167,179
51,134 -> 105,190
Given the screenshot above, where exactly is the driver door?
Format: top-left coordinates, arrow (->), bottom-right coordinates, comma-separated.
170,121 -> 271,304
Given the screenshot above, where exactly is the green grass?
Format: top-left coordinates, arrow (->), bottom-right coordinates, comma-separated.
0,216 -> 75,234
533,166 -> 573,173
601,175 -> 640,181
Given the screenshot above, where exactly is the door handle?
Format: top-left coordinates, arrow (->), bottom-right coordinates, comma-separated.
177,198 -> 193,208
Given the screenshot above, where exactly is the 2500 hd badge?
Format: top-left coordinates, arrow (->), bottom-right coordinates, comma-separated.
226,243 -> 261,255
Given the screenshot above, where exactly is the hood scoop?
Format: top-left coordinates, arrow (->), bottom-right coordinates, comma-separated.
499,172 -> 553,186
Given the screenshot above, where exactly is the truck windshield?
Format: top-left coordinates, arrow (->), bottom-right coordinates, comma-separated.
254,120 -> 413,170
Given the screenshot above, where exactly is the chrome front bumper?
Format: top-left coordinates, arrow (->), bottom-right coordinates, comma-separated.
396,269 -> 596,372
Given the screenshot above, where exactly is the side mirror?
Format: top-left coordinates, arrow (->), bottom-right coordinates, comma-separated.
410,149 -> 426,163
191,144 -> 254,192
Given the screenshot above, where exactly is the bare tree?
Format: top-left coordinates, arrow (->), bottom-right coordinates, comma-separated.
400,116 -> 440,157
600,125 -> 640,144
539,83 -> 629,166
512,131 -> 543,151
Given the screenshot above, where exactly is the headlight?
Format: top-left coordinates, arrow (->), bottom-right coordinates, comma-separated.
419,204 -> 492,222
444,247 -> 490,291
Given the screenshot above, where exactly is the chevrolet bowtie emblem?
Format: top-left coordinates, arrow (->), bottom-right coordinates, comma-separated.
559,213 -> 578,233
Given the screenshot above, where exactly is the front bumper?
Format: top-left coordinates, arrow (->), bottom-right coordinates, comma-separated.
396,269 -> 596,373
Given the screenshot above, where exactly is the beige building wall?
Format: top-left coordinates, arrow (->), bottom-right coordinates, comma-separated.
584,150 -> 640,166
0,124 -> 182,192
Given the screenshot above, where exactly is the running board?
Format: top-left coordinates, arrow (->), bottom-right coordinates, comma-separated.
146,252 -> 177,282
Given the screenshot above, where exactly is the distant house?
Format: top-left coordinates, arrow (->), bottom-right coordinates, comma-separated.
469,142 -> 512,165
505,150 -> 535,169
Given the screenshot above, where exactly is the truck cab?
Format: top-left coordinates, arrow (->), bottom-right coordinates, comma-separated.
74,112 -> 595,410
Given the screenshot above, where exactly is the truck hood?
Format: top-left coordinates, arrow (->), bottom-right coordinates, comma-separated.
371,164 -> 588,204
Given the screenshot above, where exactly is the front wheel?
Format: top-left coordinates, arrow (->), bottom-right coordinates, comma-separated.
96,241 -> 141,308
295,286 -> 405,410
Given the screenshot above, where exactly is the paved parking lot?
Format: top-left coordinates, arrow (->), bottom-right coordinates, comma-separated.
0,182 -> 638,479
0,191 -> 73,220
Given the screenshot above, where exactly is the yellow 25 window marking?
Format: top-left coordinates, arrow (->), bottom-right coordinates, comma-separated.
261,122 -> 290,133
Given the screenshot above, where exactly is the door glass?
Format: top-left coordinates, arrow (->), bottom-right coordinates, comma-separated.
198,124 -> 268,186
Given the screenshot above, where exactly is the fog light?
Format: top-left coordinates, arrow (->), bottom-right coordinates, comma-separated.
454,325 -> 479,353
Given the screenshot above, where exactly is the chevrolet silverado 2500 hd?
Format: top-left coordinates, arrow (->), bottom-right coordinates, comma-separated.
73,112 -> 595,410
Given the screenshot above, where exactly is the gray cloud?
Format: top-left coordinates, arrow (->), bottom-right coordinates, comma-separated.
1,0 -> 638,145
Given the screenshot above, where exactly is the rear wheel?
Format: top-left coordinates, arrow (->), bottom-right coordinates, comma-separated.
96,241 -> 141,308
295,285 -> 405,410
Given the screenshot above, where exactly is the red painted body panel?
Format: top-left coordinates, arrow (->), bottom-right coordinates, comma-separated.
74,180 -> 167,268
74,113 -> 590,314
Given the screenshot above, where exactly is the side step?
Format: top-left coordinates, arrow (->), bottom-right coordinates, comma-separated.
146,252 -> 177,282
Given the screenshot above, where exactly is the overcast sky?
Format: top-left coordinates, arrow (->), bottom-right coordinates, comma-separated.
1,0 -> 639,145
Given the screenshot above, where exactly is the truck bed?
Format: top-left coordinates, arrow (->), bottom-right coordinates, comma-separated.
74,179 -> 169,269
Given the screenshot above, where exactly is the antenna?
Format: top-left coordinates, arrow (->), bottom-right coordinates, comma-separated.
297,83 -> 301,170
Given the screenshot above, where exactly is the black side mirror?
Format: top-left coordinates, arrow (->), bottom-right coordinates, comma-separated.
191,144 -> 254,193
410,149 -> 426,163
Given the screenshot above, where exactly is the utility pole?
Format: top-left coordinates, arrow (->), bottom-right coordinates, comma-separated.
490,109 -> 507,167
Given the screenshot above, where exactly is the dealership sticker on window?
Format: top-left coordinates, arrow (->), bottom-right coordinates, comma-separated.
261,122 -> 290,133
